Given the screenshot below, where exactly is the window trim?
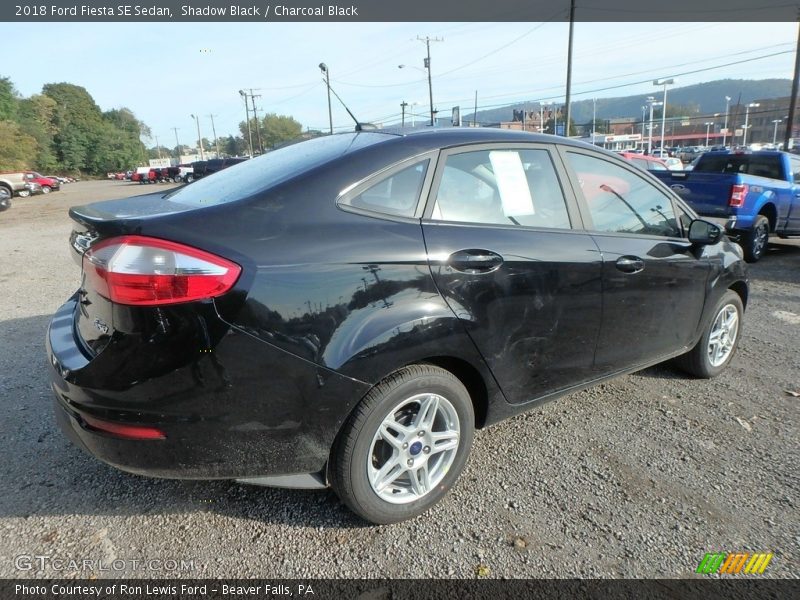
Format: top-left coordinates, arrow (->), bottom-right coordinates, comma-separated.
420,142 -> 584,232
556,146 -> 689,241
336,150 -> 439,222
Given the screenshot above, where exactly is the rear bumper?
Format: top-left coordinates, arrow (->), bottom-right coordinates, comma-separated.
47,297 -> 371,481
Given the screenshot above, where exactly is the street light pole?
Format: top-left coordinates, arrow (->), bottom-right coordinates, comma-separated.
772,118 -> 783,145
400,101 -> 408,127
239,90 -> 253,157
539,102 -> 545,133
640,105 -> 646,148
653,78 -> 674,151
190,114 -> 205,160
592,97 -> 597,144
743,102 -> 760,147
319,63 -> 333,135
646,96 -> 658,154
704,122 -> 714,147
723,95 -> 731,147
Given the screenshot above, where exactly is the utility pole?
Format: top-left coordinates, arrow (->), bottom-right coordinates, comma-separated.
401,101 -> 408,127
154,135 -> 162,159
171,127 -> 181,162
417,35 -> 443,127
784,20 -> 800,150
473,90 -> 478,127
190,114 -> 205,160
239,90 -> 253,157
208,114 -> 220,157
564,0 -> 576,137
249,89 -> 264,153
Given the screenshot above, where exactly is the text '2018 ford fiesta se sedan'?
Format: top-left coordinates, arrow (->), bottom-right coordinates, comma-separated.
47,129 -> 747,524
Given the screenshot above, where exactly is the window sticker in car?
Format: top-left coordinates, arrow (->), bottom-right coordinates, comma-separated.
488,151 -> 535,216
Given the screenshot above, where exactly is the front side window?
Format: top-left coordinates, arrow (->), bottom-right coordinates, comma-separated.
430,148 -> 571,230
566,152 -> 680,237
790,156 -> 800,184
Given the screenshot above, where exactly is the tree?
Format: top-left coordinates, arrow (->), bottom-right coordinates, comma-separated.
220,135 -> 248,157
0,120 -> 37,170
17,94 -> 58,171
260,113 -> 302,148
0,76 -> 18,121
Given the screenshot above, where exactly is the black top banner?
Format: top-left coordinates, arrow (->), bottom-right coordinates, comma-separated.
2,0 -> 799,22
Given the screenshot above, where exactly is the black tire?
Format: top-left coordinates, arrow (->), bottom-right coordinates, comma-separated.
330,364 -> 474,525
41,186 -> 51,194
17,189 -> 30,198
173,176 -> 182,183
741,215 -> 769,263
185,174 -> 194,183
674,290 -> 744,378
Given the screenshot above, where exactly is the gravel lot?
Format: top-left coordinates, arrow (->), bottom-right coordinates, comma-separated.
0,181 -> 797,579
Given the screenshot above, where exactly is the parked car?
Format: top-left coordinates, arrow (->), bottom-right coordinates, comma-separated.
190,157 -> 248,181
25,171 -> 60,193
650,150 -> 800,261
47,129 -> 748,524
0,171 -> 34,198
618,151 -> 668,172
679,146 -> 705,163
18,181 -> 43,197
649,148 -> 670,159
0,183 -> 10,212
46,175 -> 73,184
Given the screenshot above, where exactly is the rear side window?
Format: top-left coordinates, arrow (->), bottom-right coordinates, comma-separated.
694,154 -> 783,179
430,148 -> 571,230
566,152 -> 680,238
341,161 -> 428,218
167,133 -> 393,207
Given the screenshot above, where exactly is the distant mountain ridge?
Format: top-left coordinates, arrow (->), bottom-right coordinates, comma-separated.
465,79 -> 792,124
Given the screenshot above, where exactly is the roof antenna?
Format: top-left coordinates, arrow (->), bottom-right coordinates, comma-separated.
319,63 -> 377,132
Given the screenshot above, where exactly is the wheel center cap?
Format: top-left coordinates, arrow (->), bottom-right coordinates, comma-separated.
409,441 -> 423,456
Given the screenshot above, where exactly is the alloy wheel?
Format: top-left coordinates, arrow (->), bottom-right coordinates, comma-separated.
367,393 -> 460,504
707,303 -> 739,367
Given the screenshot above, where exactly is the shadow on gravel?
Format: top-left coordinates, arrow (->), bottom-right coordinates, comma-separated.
749,241 -> 800,285
0,315 -> 367,529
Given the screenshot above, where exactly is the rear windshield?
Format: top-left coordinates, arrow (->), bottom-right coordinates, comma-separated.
167,133 -> 393,206
694,154 -> 784,180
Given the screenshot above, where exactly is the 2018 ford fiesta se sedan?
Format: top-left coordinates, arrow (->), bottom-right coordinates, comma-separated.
47,129 -> 748,524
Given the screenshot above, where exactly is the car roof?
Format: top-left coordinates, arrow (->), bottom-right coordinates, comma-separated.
339,127 -> 602,155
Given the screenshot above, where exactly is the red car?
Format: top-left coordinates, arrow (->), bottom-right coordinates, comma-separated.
24,172 -> 60,194
617,152 -> 669,173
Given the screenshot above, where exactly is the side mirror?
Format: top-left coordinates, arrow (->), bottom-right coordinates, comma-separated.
688,219 -> 723,246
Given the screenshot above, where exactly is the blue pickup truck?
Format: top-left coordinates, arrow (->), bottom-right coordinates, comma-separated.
651,151 -> 800,261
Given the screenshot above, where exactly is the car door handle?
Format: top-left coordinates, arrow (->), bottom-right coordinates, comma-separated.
447,249 -> 504,273
616,256 -> 645,274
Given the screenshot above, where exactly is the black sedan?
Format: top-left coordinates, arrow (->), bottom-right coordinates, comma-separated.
47,129 -> 748,524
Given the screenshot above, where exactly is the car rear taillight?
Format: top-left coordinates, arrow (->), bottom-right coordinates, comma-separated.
83,235 -> 241,306
729,183 -> 748,208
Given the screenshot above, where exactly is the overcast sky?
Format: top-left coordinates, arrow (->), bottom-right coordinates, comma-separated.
2,21 -> 796,144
